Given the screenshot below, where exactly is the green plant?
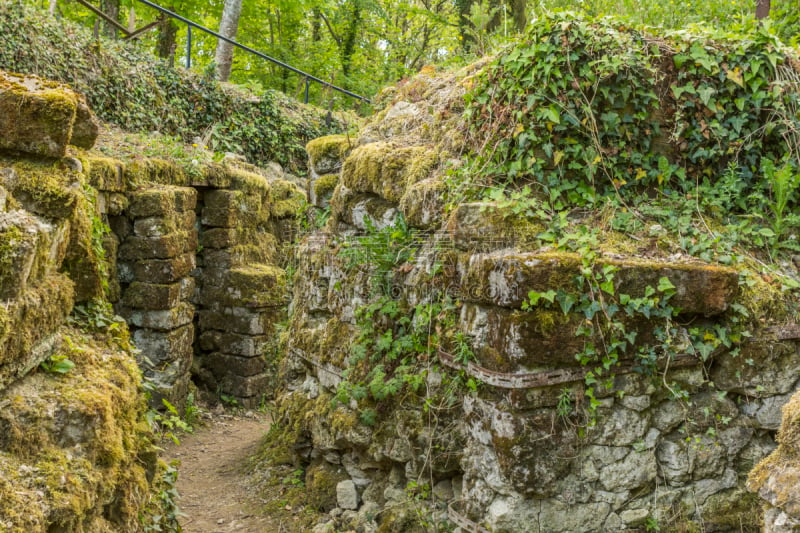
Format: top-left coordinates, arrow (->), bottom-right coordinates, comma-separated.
145,398 -> 194,445
40,353 -> 76,374
141,461 -> 183,533
762,157 -> 800,246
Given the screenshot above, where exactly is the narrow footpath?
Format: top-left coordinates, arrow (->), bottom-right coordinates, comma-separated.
163,411 -> 279,533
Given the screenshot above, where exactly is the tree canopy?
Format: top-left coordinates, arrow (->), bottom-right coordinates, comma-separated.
35,0 -> 800,109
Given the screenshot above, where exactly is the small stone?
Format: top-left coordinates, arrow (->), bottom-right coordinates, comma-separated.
620,508 -> 650,526
433,479 -> 454,501
337,480 -> 359,510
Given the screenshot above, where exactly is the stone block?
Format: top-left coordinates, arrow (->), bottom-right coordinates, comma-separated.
127,187 -> 197,218
201,205 -> 264,228
200,227 -> 278,252
198,330 -> 270,357
123,281 -> 184,310
461,251 -> 738,315
0,274 -> 74,390
133,324 -> 194,366
205,352 -> 267,378
118,230 -> 197,261
85,156 -> 126,192
202,246 -> 272,270
70,99 -> 100,149
0,72 -> 81,157
218,372 -> 270,398
306,134 -> 352,176
446,202 -> 541,251
133,211 -> 196,238
125,302 -> 195,331
199,264 -> 286,308
336,480 -> 360,510
204,189 -> 262,212
121,253 -> 196,284
102,193 -> 129,216
399,177 -> 446,229
141,360 -> 192,410
0,210 -> 70,300
199,306 -> 282,336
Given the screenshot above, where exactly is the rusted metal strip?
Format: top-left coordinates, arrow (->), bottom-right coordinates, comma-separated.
438,350 -> 700,390
290,349 -> 343,378
447,501 -> 491,533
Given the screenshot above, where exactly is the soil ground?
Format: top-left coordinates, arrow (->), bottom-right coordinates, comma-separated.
162,409 -> 280,533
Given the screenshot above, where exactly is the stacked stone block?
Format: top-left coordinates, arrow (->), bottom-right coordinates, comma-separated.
197,185 -> 287,407
117,186 -> 198,408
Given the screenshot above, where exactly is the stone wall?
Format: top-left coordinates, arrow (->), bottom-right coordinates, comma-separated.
0,72 -> 162,532
269,95 -> 800,532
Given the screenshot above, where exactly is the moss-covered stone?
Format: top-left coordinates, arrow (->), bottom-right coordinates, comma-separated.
270,178 -> 306,219
306,134 -> 354,175
305,461 -> 349,512
121,253 -> 195,284
399,177 -> 446,229
460,251 -> 738,315
82,155 -> 126,193
311,173 -> 339,208
0,325 -> 159,532
124,158 -> 186,188
117,230 -> 197,261
7,160 -> 82,220
127,186 -> 197,218
199,264 -> 286,308
122,281 -> 184,310
341,142 -> 439,203
0,71 -> 78,158
0,274 -> 74,390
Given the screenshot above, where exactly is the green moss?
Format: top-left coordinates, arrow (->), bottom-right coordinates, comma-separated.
305,462 -> 348,511
314,174 -> 339,198
8,160 -> 82,219
124,158 -> 187,187
341,142 -> 440,203
81,155 -> 126,192
270,178 -> 306,219
306,134 -> 353,165
0,324 -> 158,532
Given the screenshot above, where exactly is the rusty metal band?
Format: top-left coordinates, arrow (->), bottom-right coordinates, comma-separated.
447,501 -> 491,533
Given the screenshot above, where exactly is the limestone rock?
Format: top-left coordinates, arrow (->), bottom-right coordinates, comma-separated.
337,479 -> 360,510
0,71 -> 98,157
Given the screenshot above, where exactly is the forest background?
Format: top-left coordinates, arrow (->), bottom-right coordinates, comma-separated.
27,0 -> 800,111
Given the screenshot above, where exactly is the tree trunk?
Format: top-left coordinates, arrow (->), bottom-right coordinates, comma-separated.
128,5 -> 136,32
48,0 -> 57,16
340,0 -> 361,78
214,0 -> 243,82
455,0 -> 475,51
312,7 -> 321,42
756,0 -> 771,19
508,0 -> 526,32
100,0 -> 120,39
157,17 -> 179,66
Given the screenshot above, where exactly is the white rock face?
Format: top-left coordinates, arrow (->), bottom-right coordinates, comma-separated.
337,479 -> 360,510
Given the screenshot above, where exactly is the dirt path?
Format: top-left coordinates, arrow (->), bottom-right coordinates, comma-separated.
163,411 -> 279,533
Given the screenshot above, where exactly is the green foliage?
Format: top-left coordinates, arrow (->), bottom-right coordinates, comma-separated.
145,397 -> 195,445
141,461 -> 183,533
40,353 -> 76,374
464,12 -> 799,209
0,1 -> 343,172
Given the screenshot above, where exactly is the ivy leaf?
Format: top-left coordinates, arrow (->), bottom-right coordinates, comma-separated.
556,291 -> 576,315
541,105 -> 561,125
656,277 -> 676,293
599,280 -> 615,296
